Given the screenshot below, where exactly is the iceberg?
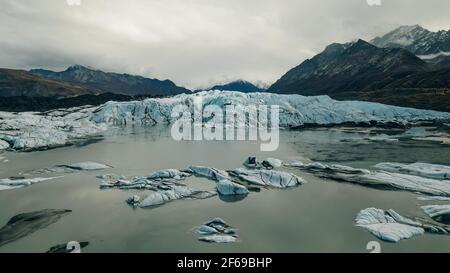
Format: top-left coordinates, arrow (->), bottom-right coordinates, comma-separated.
356,208 -> 425,243
230,168 -> 305,188
421,205 -> 450,224
216,179 -> 249,196
148,169 -> 191,180
198,235 -> 237,243
189,166 -> 229,181
375,162 -> 450,180
243,157 -> 283,169
285,160 -> 450,196
139,186 -> 216,208
60,162 -> 112,171
356,207 -> 450,242
262,158 -> 283,169
196,218 -> 238,243
197,225 -> 219,235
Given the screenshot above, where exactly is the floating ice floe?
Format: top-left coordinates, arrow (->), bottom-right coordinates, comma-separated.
198,235 -> 237,243
285,160 -> 450,196
60,162 -> 112,171
243,157 -> 283,169
0,176 -> 63,191
196,218 -> 239,243
230,168 -> 305,188
375,162 -> 450,180
421,205 -> 450,224
148,169 -> 191,180
356,208 -> 425,243
356,207 -> 450,243
187,166 -> 249,196
189,166 -> 229,181
217,179 -> 249,196
99,175 -> 216,208
138,186 -> 216,208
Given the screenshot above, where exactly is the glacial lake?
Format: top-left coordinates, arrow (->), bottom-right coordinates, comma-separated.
1,126 -> 450,253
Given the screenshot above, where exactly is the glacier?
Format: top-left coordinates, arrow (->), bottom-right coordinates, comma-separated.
1,91 -> 450,151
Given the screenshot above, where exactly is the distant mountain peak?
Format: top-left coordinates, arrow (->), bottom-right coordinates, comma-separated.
199,80 -> 266,93
372,25 -> 450,55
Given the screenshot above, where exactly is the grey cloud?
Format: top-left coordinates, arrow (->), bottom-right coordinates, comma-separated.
0,0 -> 449,89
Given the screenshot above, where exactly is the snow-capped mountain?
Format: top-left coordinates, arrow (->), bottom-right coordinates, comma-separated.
198,80 -> 267,93
371,25 -> 450,57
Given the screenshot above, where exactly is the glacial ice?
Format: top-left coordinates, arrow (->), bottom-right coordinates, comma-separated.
375,162 -> 450,180
262,158 -> 283,169
421,205 -> 450,224
189,166 -> 229,181
2,91 -> 450,151
356,208 -> 425,242
0,107 -> 106,151
285,160 -> 450,196
92,91 -> 450,128
198,235 -> 237,243
0,139 -> 9,150
139,186 -> 217,207
230,168 -> 305,188
243,157 -> 283,169
61,162 -> 112,171
0,176 -> 63,191
216,179 -> 249,196
196,218 -> 238,243
148,169 -> 191,180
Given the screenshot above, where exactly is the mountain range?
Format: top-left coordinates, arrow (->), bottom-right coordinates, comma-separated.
2,25 -> 450,112
197,80 -> 266,93
30,65 -> 190,96
268,25 -> 450,112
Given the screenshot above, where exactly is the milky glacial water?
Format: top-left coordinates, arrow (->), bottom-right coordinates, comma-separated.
1,126 -> 450,253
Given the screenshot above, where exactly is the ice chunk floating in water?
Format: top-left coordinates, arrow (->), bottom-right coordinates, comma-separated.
60,162 -> 112,171
421,205 -> 450,224
356,208 -> 450,242
285,160 -> 450,196
196,218 -> 239,243
356,208 -> 425,243
375,162 -> 450,180
230,168 -> 305,188
216,179 -> 249,196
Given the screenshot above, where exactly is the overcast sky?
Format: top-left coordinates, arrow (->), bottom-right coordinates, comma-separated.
1,0 -> 449,88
